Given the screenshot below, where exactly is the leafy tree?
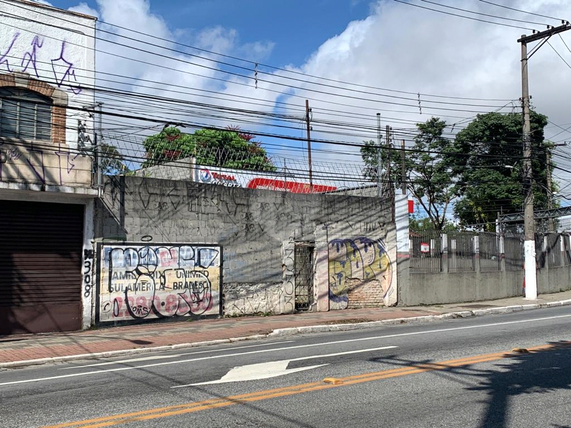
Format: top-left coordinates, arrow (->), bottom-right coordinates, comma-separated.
99,143 -> 130,175
409,215 -> 458,233
142,127 -> 197,168
142,126 -> 275,171
361,117 -> 457,230
449,111 -> 553,230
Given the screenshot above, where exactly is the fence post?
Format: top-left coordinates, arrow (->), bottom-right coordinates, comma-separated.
441,233 -> 448,273
499,234 -> 506,271
543,235 -> 549,273
560,233 -> 565,267
474,235 -> 480,273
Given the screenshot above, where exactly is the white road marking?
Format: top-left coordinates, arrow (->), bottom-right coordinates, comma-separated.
174,346 -> 398,387
184,362 -> 328,386
60,341 -> 295,370
1,312 -> 570,387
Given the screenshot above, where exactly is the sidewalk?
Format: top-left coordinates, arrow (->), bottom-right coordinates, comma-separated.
2,290 -> 571,369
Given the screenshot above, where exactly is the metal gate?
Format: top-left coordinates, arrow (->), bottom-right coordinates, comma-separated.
0,200 -> 84,335
294,242 -> 314,311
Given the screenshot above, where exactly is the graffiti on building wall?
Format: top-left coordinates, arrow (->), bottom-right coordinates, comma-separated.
83,248 -> 94,298
1,32 -> 82,94
0,142 -> 86,186
281,242 -> 296,313
328,237 -> 392,309
98,244 -> 221,322
223,283 -> 292,316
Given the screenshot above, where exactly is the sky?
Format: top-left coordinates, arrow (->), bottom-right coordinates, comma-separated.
22,0 -> 571,200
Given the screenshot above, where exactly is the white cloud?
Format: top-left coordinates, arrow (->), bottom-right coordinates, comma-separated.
271,0 -> 571,169
194,26 -> 237,54
239,41 -> 275,62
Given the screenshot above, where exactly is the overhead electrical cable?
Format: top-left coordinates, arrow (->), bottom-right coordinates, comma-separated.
420,0 -> 551,27
478,0 -> 567,23
0,0 -> 516,107
0,19 -> 510,119
392,0 -> 535,30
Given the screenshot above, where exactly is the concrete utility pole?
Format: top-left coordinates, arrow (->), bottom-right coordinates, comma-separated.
518,22 -> 571,300
305,100 -> 313,192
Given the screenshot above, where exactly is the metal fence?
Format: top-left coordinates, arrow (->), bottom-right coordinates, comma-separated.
479,232 -> 501,272
410,231 -> 571,275
504,235 -> 524,271
409,232 -> 442,273
410,232 -> 536,273
539,233 -> 571,268
447,233 -> 476,273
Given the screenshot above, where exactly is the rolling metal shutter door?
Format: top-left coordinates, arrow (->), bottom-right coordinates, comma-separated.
0,200 -> 84,335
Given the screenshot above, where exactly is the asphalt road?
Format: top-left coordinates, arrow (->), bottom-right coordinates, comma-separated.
1,306 -> 570,428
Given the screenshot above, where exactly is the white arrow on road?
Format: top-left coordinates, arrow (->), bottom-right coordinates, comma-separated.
186,360 -> 327,386
173,345 -> 397,387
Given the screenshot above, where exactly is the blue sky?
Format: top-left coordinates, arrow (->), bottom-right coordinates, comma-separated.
49,0 -> 372,67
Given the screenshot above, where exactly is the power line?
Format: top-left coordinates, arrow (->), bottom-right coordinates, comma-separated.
478,0 -> 567,23
547,41 -> 571,69
420,0 -> 551,27
392,0 -> 535,30
0,0 -> 517,108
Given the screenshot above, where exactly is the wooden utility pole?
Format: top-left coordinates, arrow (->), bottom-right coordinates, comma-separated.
518,22 -> 571,299
305,100 -> 313,192
377,113 -> 382,197
401,139 -> 406,194
385,125 -> 391,197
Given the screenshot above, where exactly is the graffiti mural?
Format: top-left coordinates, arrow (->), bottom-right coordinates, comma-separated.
328,237 -> 392,309
98,244 -> 221,322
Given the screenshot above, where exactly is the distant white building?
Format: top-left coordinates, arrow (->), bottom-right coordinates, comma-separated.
0,0 -> 97,335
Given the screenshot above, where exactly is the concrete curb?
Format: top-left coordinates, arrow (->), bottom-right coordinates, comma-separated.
268,299 -> 571,336
2,299 -> 571,369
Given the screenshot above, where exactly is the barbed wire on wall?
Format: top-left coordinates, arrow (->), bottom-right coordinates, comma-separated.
99,132 -> 381,197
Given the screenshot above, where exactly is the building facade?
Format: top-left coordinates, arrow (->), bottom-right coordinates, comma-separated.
0,0 -> 97,335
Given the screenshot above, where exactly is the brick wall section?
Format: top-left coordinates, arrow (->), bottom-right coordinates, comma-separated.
51,105 -> 67,144
0,74 -> 15,87
27,79 -> 55,98
97,177 -> 397,314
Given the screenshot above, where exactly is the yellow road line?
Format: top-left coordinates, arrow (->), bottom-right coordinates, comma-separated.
43,341 -> 570,428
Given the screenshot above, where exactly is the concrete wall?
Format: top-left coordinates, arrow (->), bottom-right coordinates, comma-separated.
402,270 -> 523,306
95,176 -> 397,320
399,232 -> 571,306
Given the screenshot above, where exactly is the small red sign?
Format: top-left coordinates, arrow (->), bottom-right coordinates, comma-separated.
408,199 -> 414,214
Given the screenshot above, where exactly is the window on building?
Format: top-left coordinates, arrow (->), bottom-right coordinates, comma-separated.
0,87 -> 52,140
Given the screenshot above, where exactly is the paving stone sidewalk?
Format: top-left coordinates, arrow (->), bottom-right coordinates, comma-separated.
2,290 -> 571,369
